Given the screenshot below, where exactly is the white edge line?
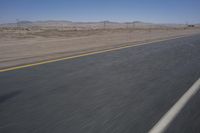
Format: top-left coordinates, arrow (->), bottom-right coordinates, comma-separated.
149,78 -> 200,133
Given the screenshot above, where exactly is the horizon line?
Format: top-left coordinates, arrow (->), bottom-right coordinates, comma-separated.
0,19 -> 199,25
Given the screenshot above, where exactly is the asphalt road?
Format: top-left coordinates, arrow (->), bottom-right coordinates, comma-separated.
0,34 -> 200,133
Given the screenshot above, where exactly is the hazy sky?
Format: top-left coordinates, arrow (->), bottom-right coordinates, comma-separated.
0,0 -> 200,24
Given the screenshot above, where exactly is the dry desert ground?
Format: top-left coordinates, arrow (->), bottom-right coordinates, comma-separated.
0,25 -> 200,69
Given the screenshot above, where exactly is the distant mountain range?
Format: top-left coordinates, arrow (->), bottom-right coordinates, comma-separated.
0,20 -> 192,29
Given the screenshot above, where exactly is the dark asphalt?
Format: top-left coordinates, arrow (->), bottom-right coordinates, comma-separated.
0,34 -> 200,133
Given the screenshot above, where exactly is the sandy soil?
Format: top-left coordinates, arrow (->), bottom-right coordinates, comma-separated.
0,28 -> 200,69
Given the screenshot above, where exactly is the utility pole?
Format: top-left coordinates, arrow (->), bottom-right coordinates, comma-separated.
132,22 -> 135,29
185,21 -> 188,29
16,19 -> 20,28
16,19 -> 21,35
126,22 -> 129,29
126,22 -> 131,40
103,21 -> 106,29
148,25 -> 152,40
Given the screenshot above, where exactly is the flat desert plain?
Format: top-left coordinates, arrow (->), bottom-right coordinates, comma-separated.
0,25 -> 200,69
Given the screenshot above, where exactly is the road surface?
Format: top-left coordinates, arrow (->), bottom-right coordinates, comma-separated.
0,34 -> 200,133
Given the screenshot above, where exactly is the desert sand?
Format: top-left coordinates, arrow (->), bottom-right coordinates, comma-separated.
0,22 -> 200,69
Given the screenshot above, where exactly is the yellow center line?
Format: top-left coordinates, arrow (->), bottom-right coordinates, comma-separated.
0,35 -> 191,73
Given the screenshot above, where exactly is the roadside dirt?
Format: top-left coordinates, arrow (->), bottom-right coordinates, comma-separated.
0,28 -> 200,69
